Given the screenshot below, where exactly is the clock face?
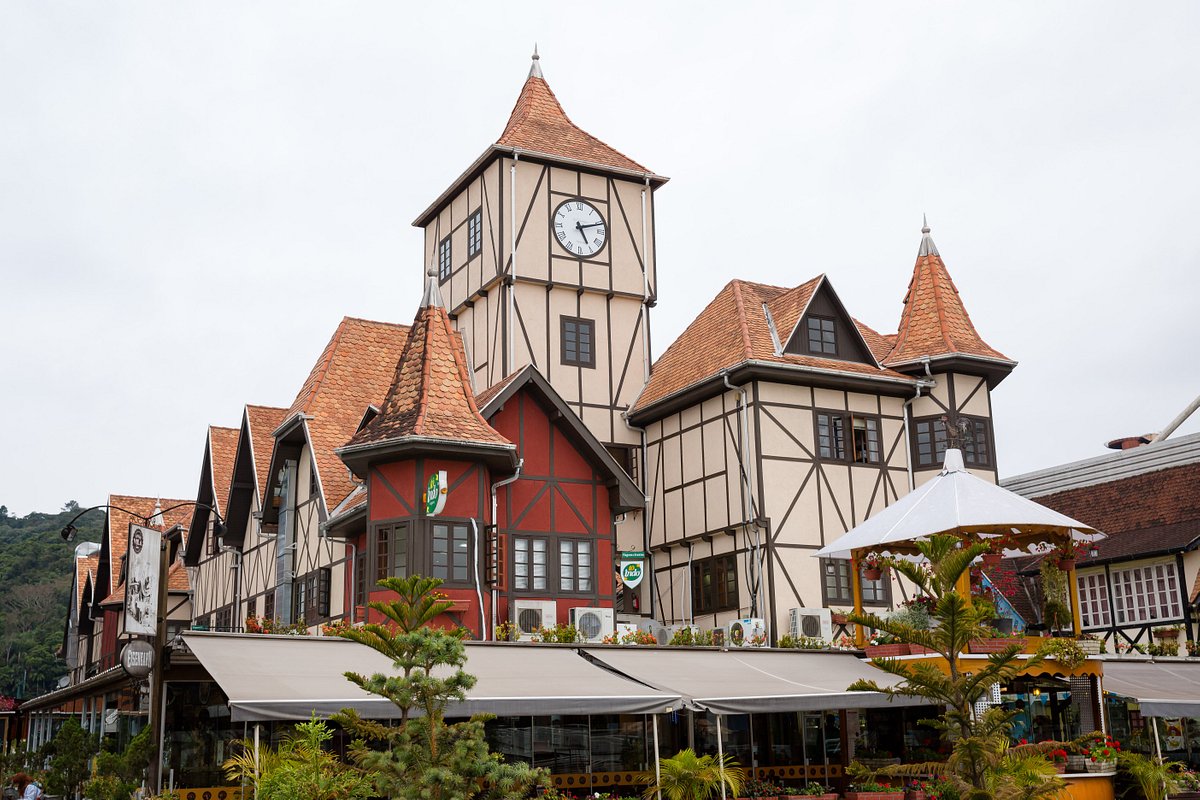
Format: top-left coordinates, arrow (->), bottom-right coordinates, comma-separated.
553,199 -> 607,258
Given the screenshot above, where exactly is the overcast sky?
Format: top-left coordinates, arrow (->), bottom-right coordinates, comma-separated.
3,2 -> 1198,516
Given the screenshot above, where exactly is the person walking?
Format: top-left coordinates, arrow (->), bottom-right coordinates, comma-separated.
9,773 -> 41,800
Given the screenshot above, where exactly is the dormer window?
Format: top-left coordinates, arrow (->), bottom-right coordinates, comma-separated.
806,316 -> 837,356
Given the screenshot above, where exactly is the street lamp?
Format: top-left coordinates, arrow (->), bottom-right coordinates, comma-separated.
59,501 -> 225,792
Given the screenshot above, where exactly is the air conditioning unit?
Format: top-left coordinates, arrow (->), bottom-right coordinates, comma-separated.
726,618 -> 767,647
789,608 -> 833,642
664,624 -> 700,645
615,622 -> 639,641
513,599 -> 557,640
570,607 -> 616,643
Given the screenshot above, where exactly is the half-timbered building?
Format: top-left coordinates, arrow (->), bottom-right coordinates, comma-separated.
628,223 -> 1016,640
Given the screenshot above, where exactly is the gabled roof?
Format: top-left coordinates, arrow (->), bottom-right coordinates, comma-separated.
477,365 -> 644,513
208,427 -> 239,515
185,425 -> 239,565
245,405 -> 288,506
97,495 -> 191,607
884,224 -> 1013,370
75,554 -> 98,611
339,278 -> 513,471
631,279 -> 915,417
278,317 -> 412,511
496,61 -> 650,175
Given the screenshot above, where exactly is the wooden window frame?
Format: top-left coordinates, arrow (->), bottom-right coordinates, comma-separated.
1077,570 -> 1111,629
430,520 -> 474,586
805,315 -> 838,356
691,553 -> 739,615
557,537 -> 595,594
814,410 -> 883,465
467,208 -> 483,258
912,414 -> 994,469
512,535 -> 550,593
438,234 -> 453,282
820,558 -> 891,607
560,316 -> 596,369
1111,562 -> 1182,625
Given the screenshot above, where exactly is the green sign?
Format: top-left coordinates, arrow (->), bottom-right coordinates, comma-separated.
424,470 -> 448,516
619,550 -> 646,559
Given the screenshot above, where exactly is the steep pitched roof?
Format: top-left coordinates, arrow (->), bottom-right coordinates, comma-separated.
101,494 -> 192,605
245,405 -> 287,505
632,279 -> 914,414
208,426 -> 239,515
75,554 -> 98,610
497,61 -> 649,175
884,225 -> 1013,368
284,317 -> 412,509
341,283 -> 512,458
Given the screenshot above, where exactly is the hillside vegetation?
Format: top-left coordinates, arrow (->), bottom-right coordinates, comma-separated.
0,502 -> 102,699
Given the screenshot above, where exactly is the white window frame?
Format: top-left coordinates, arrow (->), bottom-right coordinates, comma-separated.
1111,561 -> 1182,625
1077,570 -> 1111,628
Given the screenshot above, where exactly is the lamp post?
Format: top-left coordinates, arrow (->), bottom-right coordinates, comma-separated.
62,502 -> 225,792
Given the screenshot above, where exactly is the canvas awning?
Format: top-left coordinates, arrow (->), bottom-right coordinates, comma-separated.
815,449 -> 1102,559
183,632 -> 681,722
1102,660 -> 1200,717
585,647 -> 931,714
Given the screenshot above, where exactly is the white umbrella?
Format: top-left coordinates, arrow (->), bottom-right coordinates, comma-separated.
814,449 -> 1103,560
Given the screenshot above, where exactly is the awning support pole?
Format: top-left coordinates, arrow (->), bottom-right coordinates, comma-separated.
1152,716 -> 1164,763
652,714 -> 662,800
717,713 -> 726,800
254,723 -> 261,800
1067,563 -> 1083,635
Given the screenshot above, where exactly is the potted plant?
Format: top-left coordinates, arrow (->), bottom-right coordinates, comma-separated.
905,781 -> 929,800
1048,748 -> 1069,774
781,783 -> 836,800
1172,767 -> 1200,800
862,552 -> 886,581
639,748 -> 745,800
1118,750 -> 1183,800
1035,638 -> 1088,669
1187,641 -> 1200,658
967,629 -> 1027,654
864,632 -> 910,658
844,780 -> 903,800
1076,632 -> 1102,655
494,620 -> 520,641
741,777 -> 783,800
1082,734 -> 1119,773
1154,626 -> 1182,641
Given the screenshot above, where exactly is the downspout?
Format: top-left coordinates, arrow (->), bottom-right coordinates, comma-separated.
345,540 -> 357,623
640,177 -> 651,384
490,459 -> 524,638
902,357 -> 936,492
722,371 -> 762,618
686,542 -> 695,626
508,152 -> 519,375
470,518 -> 486,641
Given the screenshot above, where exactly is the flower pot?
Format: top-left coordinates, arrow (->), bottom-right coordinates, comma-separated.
865,644 -> 910,657
907,791 -> 927,800
1056,557 -> 1076,571
1154,629 -> 1180,640
846,793 -> 903,800
1086,759 -> 1116,773
1076,638 -> 1102,655
864,567 -> 883,581
1054,763 -> 1067,774
968,637 -> 1027,654
1066,754 -> 1089,773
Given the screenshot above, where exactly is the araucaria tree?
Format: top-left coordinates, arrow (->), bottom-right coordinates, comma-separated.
847,534 -> 1062,800
334,575 -> 544,800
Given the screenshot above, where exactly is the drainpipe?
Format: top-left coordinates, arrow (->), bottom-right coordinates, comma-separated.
686,542 -> 695,626
469,518 -> 486,640
490,459 -> 524,637
902,357 -> 937,492
722,371 -> 763,618
508,152 -> 519,374
344,540 -> 357,622
640,177 -> 651,384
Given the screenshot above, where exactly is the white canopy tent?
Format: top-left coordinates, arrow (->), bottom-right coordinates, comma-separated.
815,449 -> 1102,560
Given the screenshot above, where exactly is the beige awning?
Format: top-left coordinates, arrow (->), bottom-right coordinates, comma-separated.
183,632 -> 681,722
1102,659 -> 1200,717
584,647 -> 930,714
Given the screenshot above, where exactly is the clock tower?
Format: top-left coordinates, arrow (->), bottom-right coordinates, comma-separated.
412,50 -> 667,457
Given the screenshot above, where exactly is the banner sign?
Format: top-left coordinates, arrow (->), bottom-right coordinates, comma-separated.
124,524 -> 161,636
620,556 -> 645,589
424,470 -> 449,516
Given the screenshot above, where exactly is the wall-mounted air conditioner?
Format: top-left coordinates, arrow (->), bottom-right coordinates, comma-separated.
615,622 -> 639,641
789,607 -> 833,642
570,607 -> 616,643
513,599 -> 557,640
726,617 -> 767,647
663,624 -> 699,644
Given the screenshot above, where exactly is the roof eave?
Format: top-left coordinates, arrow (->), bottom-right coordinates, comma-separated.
412,145 -> 669,228
336,436 -> 519,478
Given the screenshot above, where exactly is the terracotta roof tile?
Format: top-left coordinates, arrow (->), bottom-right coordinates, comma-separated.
245,405 -> 287,504
497,74 -> 649,174
103,494 -> 192,605
885,246 -> 1010,366
633,279 -> 913,413
475,370 -> 526,410
75,554 -> 98,609
287,318 -> 411,509
344,300 -> 512,452
166,560 -> 190,592
765,276 -> 822,347
208,426 -> 239,515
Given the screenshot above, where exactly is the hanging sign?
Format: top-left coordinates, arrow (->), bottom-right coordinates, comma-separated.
120,639 -> 155,680
620,551 -> 645,589
424,470 -> 449,516
124,524 -> 161,636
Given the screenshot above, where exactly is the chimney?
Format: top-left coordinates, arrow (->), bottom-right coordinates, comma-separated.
1105,434 -> 1154,451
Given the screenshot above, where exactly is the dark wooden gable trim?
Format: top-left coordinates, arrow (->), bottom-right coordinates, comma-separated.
222,408 -> 260,550
479,364 -> 643,512
183,436 -> 216,567
783,277 -> 878,366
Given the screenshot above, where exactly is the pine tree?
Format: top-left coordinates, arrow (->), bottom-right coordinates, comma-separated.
333,575 -> 544,800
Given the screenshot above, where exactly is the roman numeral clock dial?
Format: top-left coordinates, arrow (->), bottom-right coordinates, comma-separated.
553,199 -> 607,257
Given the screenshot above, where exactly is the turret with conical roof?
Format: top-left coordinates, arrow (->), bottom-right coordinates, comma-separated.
884,219 -> 1015,387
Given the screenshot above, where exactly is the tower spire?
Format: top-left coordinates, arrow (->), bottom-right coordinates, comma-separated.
918,214 -> 939,257
421,263 -> 443,308
528,44 -> 542,78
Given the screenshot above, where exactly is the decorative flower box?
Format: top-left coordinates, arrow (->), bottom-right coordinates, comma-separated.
845,792 -> 903,800
782,794 -> 837,800
865,644 -> 911,657
1076,638 -> 1102,655
967,637 -> 1027,654
1086,759 -> 1116,773
1066,754 -> 1089,773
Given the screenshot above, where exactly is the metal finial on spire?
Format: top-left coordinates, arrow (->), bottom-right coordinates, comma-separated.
922,213 -> 930,234
422,263 -> 443,308
528,44 -> 543,78
918,214 -> 940,257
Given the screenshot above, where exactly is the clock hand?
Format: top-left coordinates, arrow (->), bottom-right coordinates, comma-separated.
578,222 -> 604,229
576,222 -> 588,243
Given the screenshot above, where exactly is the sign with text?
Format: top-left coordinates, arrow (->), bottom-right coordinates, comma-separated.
124,524 -> 161,636
424,470 -> 448,516
120,639 -> 155,680
620,556 -> 645,589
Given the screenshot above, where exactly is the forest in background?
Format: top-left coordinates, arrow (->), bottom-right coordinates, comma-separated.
0,502 -> 103,699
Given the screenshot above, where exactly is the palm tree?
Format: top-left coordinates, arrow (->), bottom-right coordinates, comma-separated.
641,748 -> 746,800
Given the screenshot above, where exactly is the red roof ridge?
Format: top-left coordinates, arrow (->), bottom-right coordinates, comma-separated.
729,280 -> 755,359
